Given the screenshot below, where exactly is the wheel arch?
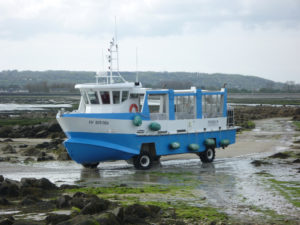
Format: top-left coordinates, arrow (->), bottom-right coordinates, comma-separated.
140,142 -> 157,157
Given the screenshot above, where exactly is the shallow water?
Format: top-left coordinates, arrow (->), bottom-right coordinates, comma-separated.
0,103 -> 71,111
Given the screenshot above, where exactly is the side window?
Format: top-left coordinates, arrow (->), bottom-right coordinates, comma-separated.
113,91 -> 120,104
175,95 -> 195,119
121,91 -> 129,102
202,95 -> 223,118
87,91 -> 99,104
148,94 -> 168,120
100,91 -> 110,104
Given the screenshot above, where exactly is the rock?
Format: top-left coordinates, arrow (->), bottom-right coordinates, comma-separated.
0,217 -> 14,225
56,195 -> 72,208
59,184 -> 79,190
23,157 -> 34,163
35,130 -> 49,138
20,196 -> 41,206
0,197 -> 10,205
56,215 -> 98,225
2,138 -> 13,142
148,205 -> 161,214
0,127 -> 12,137
20,187 -> 43,197
292,159 -> 300,163
48,122 -> 62,133
18,144 -> 28,148
73,192 -> 88,198
20,178 -> 57,190
36,142 -> 50,149
10,220 -> 42,225
270,152 -> 290,159
45,214 -> 71,225
111,207 -> 124,221
251,160 -> 270,167
0,157 -> 11,162
0,179 -> 20,197
81,198 -> 110,215
124,204 -> 153,219
21,147 -> 40,156
35,201 -> 56,211
95,212 -> 120,225
70,197 -> 86,210
57,152 -> 71,161
1,145 -> 16,154
37,152 -> 54,162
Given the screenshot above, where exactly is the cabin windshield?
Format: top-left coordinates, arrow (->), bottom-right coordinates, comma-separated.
112,91 -> 120,104
87,91 -> 99,104
100,91 -> 110,104
122,91 -> 129,102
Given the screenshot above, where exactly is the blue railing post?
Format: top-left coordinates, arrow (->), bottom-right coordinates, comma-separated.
169,90 -> 175,120
223,88 -> 227,117
142,92 -> 150,116
196,89 -> 202,118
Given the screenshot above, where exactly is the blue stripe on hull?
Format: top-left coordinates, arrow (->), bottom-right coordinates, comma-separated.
64,129 -> 236,164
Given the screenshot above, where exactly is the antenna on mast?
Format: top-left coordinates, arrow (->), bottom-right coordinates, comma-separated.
136,47 -> 139,83
114,16 -> 120,71
101,48 -> 105,71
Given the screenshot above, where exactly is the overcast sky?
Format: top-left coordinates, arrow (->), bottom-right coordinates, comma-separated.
0,0 -> 300,83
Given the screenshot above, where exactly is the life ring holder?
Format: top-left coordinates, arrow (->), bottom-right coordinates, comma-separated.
129,104 -> 138,113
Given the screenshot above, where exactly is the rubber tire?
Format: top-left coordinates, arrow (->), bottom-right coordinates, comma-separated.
82,162 -> 99,169
133,152 -> 153,170
199,148 -> 215,163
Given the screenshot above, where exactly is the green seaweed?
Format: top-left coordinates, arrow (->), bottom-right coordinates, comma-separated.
268,179 -> 300,208
69,184 -> 192,196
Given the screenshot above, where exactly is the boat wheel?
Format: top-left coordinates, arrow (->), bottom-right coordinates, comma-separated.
199,148 -> 215,163
82,162 -> 99,169
133,152 -> 153,170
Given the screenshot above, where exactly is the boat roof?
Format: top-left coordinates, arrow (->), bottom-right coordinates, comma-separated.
75,82 -> 136,89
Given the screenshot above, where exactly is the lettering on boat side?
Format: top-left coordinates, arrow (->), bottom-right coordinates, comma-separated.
208,120 -> 218,126
88,120 -> 109,125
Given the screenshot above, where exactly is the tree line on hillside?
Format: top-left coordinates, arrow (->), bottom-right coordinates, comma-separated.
0,70 -> 299,93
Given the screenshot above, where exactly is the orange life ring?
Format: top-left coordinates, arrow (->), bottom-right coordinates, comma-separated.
129,104 -> 138,113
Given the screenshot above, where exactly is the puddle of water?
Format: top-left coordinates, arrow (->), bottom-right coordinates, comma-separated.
14,213 -> 47,221
0,210 -> 20,215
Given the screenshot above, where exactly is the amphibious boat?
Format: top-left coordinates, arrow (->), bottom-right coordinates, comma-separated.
57,37 -> 237,170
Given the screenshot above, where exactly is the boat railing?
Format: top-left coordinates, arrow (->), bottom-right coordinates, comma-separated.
227,107 -> 234,127
96,72 -> 127,85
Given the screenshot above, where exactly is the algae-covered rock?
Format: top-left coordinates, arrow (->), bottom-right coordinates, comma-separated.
81,198 -> 110,215
45,214 -> 71,225
1,145 -> 16,154
95,212 -> 120,225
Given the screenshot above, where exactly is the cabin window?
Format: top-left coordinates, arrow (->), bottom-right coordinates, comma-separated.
175,95 -> 195,119
122,91 -> 128,102
113,91 -> 120,104
100,91 -> 110,104
202,95 -> 223,118
148,94 -> 168,120
87,91 -> 100,104
130,93 -> 138,99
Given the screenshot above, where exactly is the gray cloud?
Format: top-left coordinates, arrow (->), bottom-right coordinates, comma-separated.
0,0 -> 299,40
